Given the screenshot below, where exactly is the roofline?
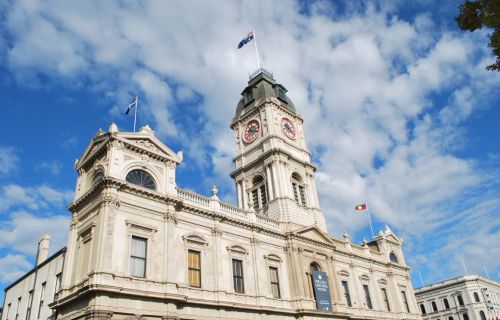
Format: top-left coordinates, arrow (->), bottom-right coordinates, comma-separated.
4,247 -> 67,292
414,274 -> 499,293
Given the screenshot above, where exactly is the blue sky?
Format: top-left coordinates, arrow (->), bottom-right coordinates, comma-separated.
0,0 -> 499,300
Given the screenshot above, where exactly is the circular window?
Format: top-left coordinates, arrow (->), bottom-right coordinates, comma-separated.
126,169 -> 156,190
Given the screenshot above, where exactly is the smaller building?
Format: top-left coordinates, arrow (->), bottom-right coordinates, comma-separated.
1,235 -> 65,320
414,275 -> 500,320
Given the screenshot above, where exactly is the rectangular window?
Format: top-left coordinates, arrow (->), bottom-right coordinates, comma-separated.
292,183 -> 299,202
363,284 -> 373,309
37,282 -> 46,319
53,273 -> 62,300
26,290 -> 33,320
401,290 -> 410,312
381,288 -> 390,311
260,186 -> 267,207
130,236 -> 147,278
299,185 -> 306,205
188,250 -> 201,287
252,189 -> 259,211
15,297 -> 21,320
7,303 -> 11,320
342,280 -> 352,307
269,267 -> 281,299
232,259 -> 244,293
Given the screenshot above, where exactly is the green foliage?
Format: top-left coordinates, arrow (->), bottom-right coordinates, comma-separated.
456,0 -> 500,71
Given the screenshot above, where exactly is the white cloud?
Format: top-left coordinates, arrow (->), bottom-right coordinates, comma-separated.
36,160 -> 63,175
2,0 -> 499,283
0,211 -> 69,256
0,184 -> 73,212
0,146 -> 19,176
0,254 -> 32,283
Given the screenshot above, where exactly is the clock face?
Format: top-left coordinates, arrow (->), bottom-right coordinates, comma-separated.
243,120 -> 260,143
281,118 -> 296,139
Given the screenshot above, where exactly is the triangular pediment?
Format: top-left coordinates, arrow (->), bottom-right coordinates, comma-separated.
118,134 -> 182,163
76,125 -> 183,170
293,225 -> 334,245
384,233 -> 401,244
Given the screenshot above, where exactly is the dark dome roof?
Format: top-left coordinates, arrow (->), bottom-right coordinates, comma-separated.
234,68 -> 296,120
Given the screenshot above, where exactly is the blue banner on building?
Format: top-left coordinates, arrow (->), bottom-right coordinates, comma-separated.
312,270 -> 333,311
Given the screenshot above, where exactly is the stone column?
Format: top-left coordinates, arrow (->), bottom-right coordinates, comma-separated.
271,162 -> 281,198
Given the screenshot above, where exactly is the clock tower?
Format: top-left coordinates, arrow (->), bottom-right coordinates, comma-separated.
230,68 -> 327,232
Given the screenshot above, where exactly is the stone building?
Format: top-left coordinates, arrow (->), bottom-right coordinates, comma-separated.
2,236 -> 65,320
414,275 -> 500,320
2,68 -> 421,320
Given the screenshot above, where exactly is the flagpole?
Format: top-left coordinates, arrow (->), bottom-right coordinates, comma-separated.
366,205 -> 375,239
252,28 -> 261,69
417,270 -> 425,287
461,256 -> 468,275
133,95 -> 138,132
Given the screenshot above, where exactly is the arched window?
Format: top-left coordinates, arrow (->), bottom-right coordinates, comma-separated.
291,173 -> 306,206
389,252 -> 399,263
479,311 -> 486,320
432,301 -> 438,312
448,317 -> 454,320
457,294 -> 464,306
126,169 -> 156,190
91,170 -> 104,186
463,313 -> 469,320
443,298 -> 450,309
474,292 -> 480,302
420,304 -> 426,315
251,175 -> 267,212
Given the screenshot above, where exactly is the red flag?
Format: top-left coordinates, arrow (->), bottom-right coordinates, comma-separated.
355,204 -> 367,210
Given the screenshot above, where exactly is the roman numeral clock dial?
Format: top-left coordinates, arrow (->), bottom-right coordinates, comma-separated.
243,120 -> 260,143
281,118 -> 296,139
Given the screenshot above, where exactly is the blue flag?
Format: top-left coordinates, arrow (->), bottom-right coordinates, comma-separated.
237,31 -> 254,49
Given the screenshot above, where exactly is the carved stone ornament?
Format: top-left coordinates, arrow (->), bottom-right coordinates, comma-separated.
250,237 -> 260,245
99,195 -> 121,208
211,226 -> 223,237
134,139 -> 161,153
164,211 -> 178,224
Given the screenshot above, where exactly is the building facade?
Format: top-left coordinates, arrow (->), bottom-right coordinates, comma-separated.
414,275 -> 500,320
3,69 -> 421,320
2,237 -> 65,320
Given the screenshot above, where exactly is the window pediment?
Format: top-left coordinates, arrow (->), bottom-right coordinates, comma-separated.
339,269 -> 350,277
227,245 -> 248,255
264,253 -> 282,262
183,233 -> 209,246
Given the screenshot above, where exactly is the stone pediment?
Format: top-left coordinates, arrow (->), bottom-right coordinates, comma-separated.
292,225 -> 334,245
76,125 -> 183,170
385,233 -> 401,244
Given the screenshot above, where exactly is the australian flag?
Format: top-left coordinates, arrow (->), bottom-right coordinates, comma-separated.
125,96 -> 138,115
237,31 -> 254,49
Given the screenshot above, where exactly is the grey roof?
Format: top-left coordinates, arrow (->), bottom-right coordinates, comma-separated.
234,68 -> 296,120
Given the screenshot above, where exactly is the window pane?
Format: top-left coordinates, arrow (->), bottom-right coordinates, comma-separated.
269,267 -> 281,298
188,251 -> 201,287
130,236 -> 147,278
363,285 -> 373,309
252,190 -> 259,211
232,259 -> 244,293
382,288 -> 390,311
131,236 -> 147,258
342,281 -> 352,307
299,185 -> 306,205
